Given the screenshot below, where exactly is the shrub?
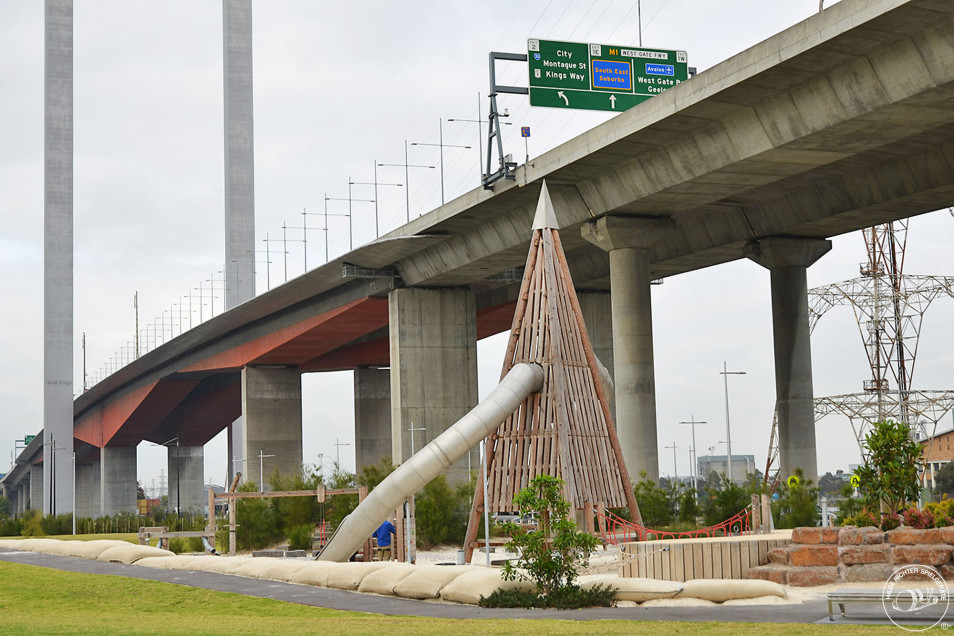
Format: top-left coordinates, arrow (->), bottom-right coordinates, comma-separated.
772,468 -> 820,529
0,517 -> 22,537
287,523 -> 314,551
926,499 -> 954,527
678,487 -> 699,524
702,474 -> 749,527
901,507 -> 935,529
634,473 -> 672,527
414,474 -> 472,549
19,509 -> 45,537
235,482 -> 281,550
855,419 -> 923,514
40,513 -> 73,536
500,475 -> 599,596
168,538 -> 187,554
841,508 -> 879,527
881,511 -> 902,531
479,583 -> 616,609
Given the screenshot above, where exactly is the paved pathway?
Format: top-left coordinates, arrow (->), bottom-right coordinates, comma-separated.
0,548 -> 860,624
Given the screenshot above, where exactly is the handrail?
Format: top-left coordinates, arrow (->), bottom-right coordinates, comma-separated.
596,505 -> 753,545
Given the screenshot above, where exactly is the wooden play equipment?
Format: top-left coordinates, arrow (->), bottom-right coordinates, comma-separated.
463,181 -> 642,561
207,474 -> 370,557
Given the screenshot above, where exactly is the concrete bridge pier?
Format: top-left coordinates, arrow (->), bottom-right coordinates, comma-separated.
18,483 -> 28,513
167,445 -> 205,513
30,464 -> 43,512
100,446 -> 136,515
4,484 -> 17,514
745,236 -> 831,484
389,287 -> 478,485
582,216 -> 676,481
241,366 -> 303,488
578,291 -> 616,422
75,459 -> 100,519
354,367 -> 391,476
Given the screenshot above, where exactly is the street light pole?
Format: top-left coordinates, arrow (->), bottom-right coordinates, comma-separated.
408,422 -> 426,457
350,172 -> 400,239
719,362 -> 747,482
411,119 -> 471,205
334,438 -> 351,468
258,450 -> 275,493
378,144 -> 435,223
664,442 -> 677,481
679,415 -> 707,491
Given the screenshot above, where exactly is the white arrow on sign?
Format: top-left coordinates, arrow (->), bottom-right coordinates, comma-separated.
557,91 -> 569,106
609,95 -> 617,109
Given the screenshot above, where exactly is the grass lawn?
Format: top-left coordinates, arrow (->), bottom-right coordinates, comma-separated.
0,559 -> 898,636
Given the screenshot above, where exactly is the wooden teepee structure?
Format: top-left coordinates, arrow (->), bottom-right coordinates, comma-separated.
463,182 -> 641,559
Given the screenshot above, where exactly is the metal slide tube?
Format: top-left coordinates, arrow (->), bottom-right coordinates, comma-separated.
318,363 -> 544,562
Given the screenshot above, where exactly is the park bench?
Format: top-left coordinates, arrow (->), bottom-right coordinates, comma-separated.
828,590 -> 886,620
827,589 -> 948,621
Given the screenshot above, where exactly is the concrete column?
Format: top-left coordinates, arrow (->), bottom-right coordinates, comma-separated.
75,460 -> 100,519
582,216 -> 676,481
167,446 -> 205,513
30,464 -> 43,511
5,487 -> 17,516
100,446 -> 137,516
354,367 -> 392,476
389,287 -> 478,485
223,0 -> 255,309
745,236 -> 832,483
18,484 -> 27,513
224,0 -> 256,487
242,366 -> 303,488
44,0 -> 74,516
578,291 -> 615,422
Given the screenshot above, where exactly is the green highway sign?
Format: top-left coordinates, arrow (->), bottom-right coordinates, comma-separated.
528,39 -> 688,112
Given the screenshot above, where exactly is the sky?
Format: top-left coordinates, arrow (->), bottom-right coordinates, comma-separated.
1,0 -> 952,497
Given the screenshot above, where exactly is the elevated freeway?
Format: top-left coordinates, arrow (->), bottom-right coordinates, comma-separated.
5,0 -> 954,515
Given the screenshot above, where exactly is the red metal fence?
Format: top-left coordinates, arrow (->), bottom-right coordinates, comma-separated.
596,505 -> 752,545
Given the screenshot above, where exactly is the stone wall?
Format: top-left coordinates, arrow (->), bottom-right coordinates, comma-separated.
747,526 -> 954,586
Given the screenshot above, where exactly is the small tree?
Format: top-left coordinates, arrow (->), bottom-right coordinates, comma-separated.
855,419 -> 923,514
633,473 -> 672,527
500,475 -> 599,596
772,468 -> 820,528
702,474 -> 749,526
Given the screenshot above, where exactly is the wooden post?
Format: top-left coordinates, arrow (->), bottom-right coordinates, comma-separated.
358,486 -> 371,562
751,494 -> 762,535
394,504 -> 405,563
229,497 -> 237,556
207,488 -> 215,553
584,502 -> 595,534
761,493 -> 772,533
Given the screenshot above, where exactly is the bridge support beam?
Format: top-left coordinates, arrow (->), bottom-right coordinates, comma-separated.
75,460 -> 100,519
355,367 -> 391,475
18,483 -> 28,513
578,290 -> 615,422
168,445 -> 205,513
582,215 -> 676,481
101,446 -> 137,515
389,287 -> 478,485
745,237 -> 832,484
30,464 -> 43,512
242,366 -> 303,488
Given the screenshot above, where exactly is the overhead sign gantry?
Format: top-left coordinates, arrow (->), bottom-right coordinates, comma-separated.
527,39 -> 688,112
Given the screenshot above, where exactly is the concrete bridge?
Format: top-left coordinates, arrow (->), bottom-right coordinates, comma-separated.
5,0 -> 954,516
